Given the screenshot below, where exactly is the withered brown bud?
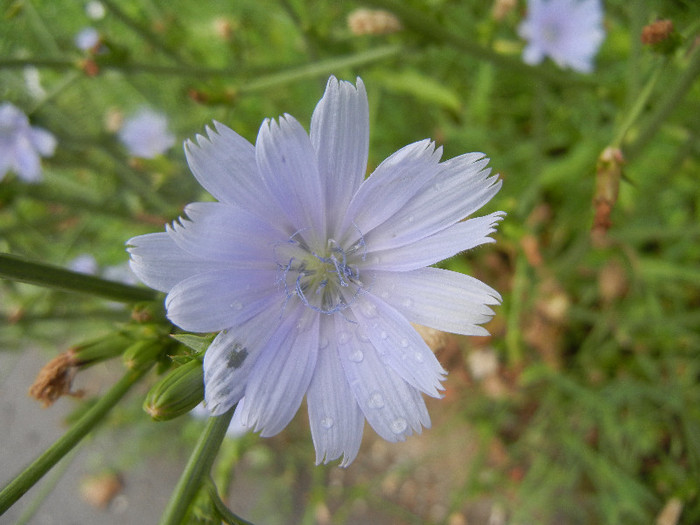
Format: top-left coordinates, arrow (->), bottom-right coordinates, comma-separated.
641,20 -> 674,46
347,9 -> 402,36
28,350 -> 84,407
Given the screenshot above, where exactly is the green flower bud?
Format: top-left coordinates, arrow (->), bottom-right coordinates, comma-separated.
72,333 -> 133,367
143,359 -> 204,421
122,339 -> 166,371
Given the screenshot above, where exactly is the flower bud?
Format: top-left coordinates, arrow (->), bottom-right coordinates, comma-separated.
72,333 -> 133,367
143,359 -> 204,421
122,339 -> 166,371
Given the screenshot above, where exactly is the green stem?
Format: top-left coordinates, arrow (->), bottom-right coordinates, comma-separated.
0,253 -> 158,303
100,0 -> 185,63
158,408 -> 235,525
206,478 -> 255,525
0,44 -> 401,81
625,47 -> 700,161
360,0 -> 590,86
0,366 -> 151,514
14,445 -> 83,525
236,45 -> 402,94
611,61 -> 664,148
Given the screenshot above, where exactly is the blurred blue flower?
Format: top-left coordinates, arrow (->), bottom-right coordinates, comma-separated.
118,109 -> 175,159
0,102 -> 56,183
127,77 -> 504,466
75,27 -> 100,51
68,254 -> 99,275
518,0 -> 605,73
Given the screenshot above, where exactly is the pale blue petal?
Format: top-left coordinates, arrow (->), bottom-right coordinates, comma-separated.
335,314 -> 430,442
166,202 -> 283,266
239,309 -> 320,437
203,306 -> 285,415
14,136 -> 42,182
341,140 -> 442,243
127,232 -> 225,292
364,154 -> 501,251
363,211 -> 505,272
184,123 -> 283,221
166,268 -> 279,332
307,316 -> 364,466
255,115 -> 325,245
29,127 -> 56,156
310,76 -> 369,236
348,294 -> 446,397
369,268 -> 501,336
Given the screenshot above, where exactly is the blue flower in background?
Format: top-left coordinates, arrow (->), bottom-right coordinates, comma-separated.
128,77 -> 504,466
0,102 -> 56,183
118,109 -> 175,159
518,0 -> 605,73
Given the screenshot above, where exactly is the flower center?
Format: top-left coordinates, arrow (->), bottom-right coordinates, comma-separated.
276,233 -> 365,314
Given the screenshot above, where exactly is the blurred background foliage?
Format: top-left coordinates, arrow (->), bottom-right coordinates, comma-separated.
1,0 -> 699,523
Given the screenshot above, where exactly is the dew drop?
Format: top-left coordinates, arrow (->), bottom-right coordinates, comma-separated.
362,302 -> 378,318
433,181 -> 443,192
390,418 -> 408,434
357,329 -> 370,343
231,301 -> 243,311
407,215 -> 415,224
368,391 -> 384,409
380,291 -> 390,299
321,417 -> 334,429
399,338 -> 409,348
414,351 -> 424,363
349,349 -> 364,363
380,331 -> 388,340
402,297 -> 414,308
337,331 -> 351,345
319,337 -> 329,350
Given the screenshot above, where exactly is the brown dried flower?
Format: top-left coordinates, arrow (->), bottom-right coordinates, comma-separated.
28,350 -> 84,407
348,8 -> 401,36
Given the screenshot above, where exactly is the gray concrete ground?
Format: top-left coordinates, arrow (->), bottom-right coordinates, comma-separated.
0,348 -> 183,525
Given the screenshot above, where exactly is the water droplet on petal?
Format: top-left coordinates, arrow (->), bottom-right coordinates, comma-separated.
380,331 -> 388,340
321,417 -> 334,429
399,338 -> 409,348
231,301 -> 243,311
319,337 -> 329,350
414,351 -> 424,363
407,215 -> 415,224
390,418 -> 408,434
368,391 -> 384,409
380,291 -> 390,299
402,298 -> 414,308
362,302 -> 378,318
349,349 -> 364,363
338,331 -> 351,344
433,181 -> 443,192
357,328 -> 370,343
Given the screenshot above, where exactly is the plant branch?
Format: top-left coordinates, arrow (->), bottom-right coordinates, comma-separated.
0,253 -> 158,303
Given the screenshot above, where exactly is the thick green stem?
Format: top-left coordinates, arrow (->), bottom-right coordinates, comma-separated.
0,253 -> 158,303
0,365 -> 151,514
158,408 -> 235,525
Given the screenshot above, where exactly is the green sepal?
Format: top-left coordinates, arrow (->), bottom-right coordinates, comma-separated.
170,332 -> 216,357
143,359 -> 204,421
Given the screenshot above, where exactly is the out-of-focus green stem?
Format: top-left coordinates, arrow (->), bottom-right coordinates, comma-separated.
0,253 -> 158,303
158,408 -> 235,525
100,0 -> 184,63
625,47 -> 700,161
506,253 -> 526,366
0,366 -> 152,514
611,63 -> 664,148
0,44 -> 401,82
360,0 -> 589,86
